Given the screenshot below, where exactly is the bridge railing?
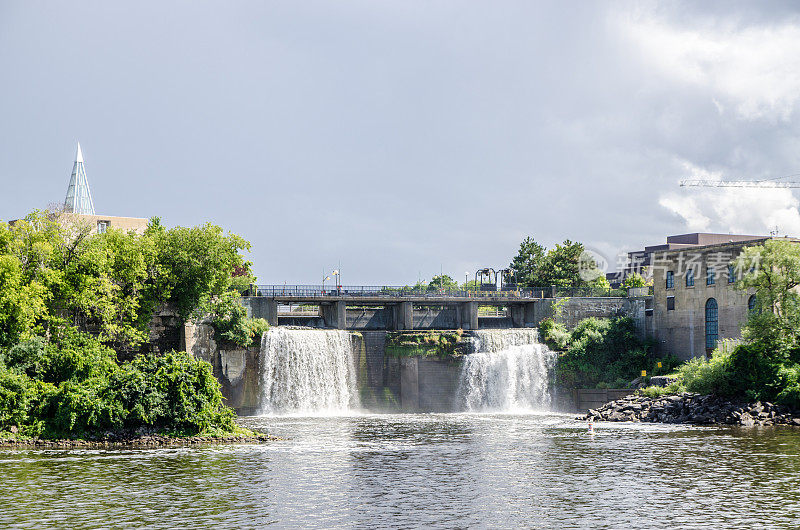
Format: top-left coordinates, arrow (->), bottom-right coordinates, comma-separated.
246,285 -> 632,299
250,285 -> 543,298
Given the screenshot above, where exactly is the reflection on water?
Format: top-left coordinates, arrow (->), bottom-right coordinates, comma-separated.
2,414 -> 800,528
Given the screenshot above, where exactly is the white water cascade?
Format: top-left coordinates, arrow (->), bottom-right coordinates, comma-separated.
457,329 -> 556,412
258,328 -> 359,414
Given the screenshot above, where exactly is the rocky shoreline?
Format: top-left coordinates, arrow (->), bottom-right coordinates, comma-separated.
579,392 -> 800,427
0,431 -> 279,448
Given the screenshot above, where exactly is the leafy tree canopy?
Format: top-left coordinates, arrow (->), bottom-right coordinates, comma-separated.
427,274 -> 459,291
510,237 -> 604,290
0,211 -> 253,351
736,239 -> 800,357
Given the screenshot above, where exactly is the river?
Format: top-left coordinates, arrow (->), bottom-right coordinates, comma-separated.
2,412 -> 800,528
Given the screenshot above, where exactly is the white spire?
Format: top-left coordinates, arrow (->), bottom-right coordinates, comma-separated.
64,141 -> 95,215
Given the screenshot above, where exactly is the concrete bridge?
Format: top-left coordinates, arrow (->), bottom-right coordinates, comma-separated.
242,285 -> 550,330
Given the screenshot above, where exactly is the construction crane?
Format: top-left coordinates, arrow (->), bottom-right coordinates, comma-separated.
680,173 -> 800,188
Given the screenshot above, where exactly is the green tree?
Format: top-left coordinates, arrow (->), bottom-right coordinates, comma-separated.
509,237 -> 546,289
622,272 -> 647,289
735,239 -> 800,355
0,212 -> 254,351
427,274 -> 459,291
538,240 -> 587,289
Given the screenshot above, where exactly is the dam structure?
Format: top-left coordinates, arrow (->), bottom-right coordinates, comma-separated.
187,287 -> 648,414
196,326 -> 558,415
243,284 -> 554,331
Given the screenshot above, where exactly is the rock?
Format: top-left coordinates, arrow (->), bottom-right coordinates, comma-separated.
740,413 -> 755,427
649,375 -> 676,387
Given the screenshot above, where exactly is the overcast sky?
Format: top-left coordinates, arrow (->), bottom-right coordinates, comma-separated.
3,1 -> 800,284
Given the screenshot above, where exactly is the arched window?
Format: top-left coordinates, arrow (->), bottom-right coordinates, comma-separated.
748,295 -> 757,313
705,298 -> 718,351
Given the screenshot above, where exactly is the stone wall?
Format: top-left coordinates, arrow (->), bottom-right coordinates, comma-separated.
652,242 -> 758,360
184,322 -> 262,415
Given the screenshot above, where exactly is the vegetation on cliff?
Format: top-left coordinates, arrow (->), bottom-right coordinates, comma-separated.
385,330 -> 466,359
541,316 -> 679,389
0,211 -> 259,439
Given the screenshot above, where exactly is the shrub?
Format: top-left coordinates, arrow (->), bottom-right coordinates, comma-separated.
209,294 -> 269,347
0,364 -> 33,430
0,331 -> 235,438
554,317 -> 656,389
539,318 -> 570,350
677,349 -> 737,396
774,364 -> 800,409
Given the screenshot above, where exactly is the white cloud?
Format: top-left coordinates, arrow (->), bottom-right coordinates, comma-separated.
659,161 -> 800,236
617,11 -> 800,121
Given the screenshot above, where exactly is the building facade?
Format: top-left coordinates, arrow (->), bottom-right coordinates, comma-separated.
650,237 -> 783,360
9,143 -> 149,235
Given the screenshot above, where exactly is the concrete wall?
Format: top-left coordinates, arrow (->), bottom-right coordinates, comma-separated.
554,388 -> 635,413
396,356 -> 462,412
347,308 -> 393,329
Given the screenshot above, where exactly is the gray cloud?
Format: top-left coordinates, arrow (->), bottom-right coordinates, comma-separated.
1,1 -> 799,283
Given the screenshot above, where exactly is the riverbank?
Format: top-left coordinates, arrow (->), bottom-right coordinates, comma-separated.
580,392 -> 800,426
0,428 -> 279,448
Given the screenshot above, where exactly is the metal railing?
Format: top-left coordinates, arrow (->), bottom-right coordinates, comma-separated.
244,285 -> 641,299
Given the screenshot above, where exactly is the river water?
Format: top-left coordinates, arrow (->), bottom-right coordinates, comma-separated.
3,413 -> 800,529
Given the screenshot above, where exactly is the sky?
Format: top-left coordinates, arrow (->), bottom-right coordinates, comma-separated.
2,1 -> 800,284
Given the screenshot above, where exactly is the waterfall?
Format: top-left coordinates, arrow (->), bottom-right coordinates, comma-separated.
457,329 -> 556,412
258,328 -> 359,414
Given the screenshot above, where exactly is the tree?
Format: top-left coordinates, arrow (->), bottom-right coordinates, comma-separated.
537,240 -> 587,289
0,212 -> 254,351
427,274 -> 459,292
622,272 -> 647,289
510,237 -> 546,289
736,239 -> 800,354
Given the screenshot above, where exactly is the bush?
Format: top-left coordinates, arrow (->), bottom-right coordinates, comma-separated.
539,318 -> 570,350
554,317 -> 657,389
0,331 -> 235,438
677,349 -> 737,396
209,294 -> 269,347
774,364 -> 800,409
0,364 -> 33,429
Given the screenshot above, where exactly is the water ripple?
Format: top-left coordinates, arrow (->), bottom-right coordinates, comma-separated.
2,414 -> 799,528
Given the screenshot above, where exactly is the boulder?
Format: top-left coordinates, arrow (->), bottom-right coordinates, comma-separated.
649,375 -> 676,387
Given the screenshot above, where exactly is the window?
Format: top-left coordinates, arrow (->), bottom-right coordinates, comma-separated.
667,296 -> 675,311
666,271 -> 674,289
706,267 -> 715,286
705,298 -> 718,351
686,268 -> 695,287
97,220 -> 110,234
728,265 -> 736,284
748,295 -> 757,313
